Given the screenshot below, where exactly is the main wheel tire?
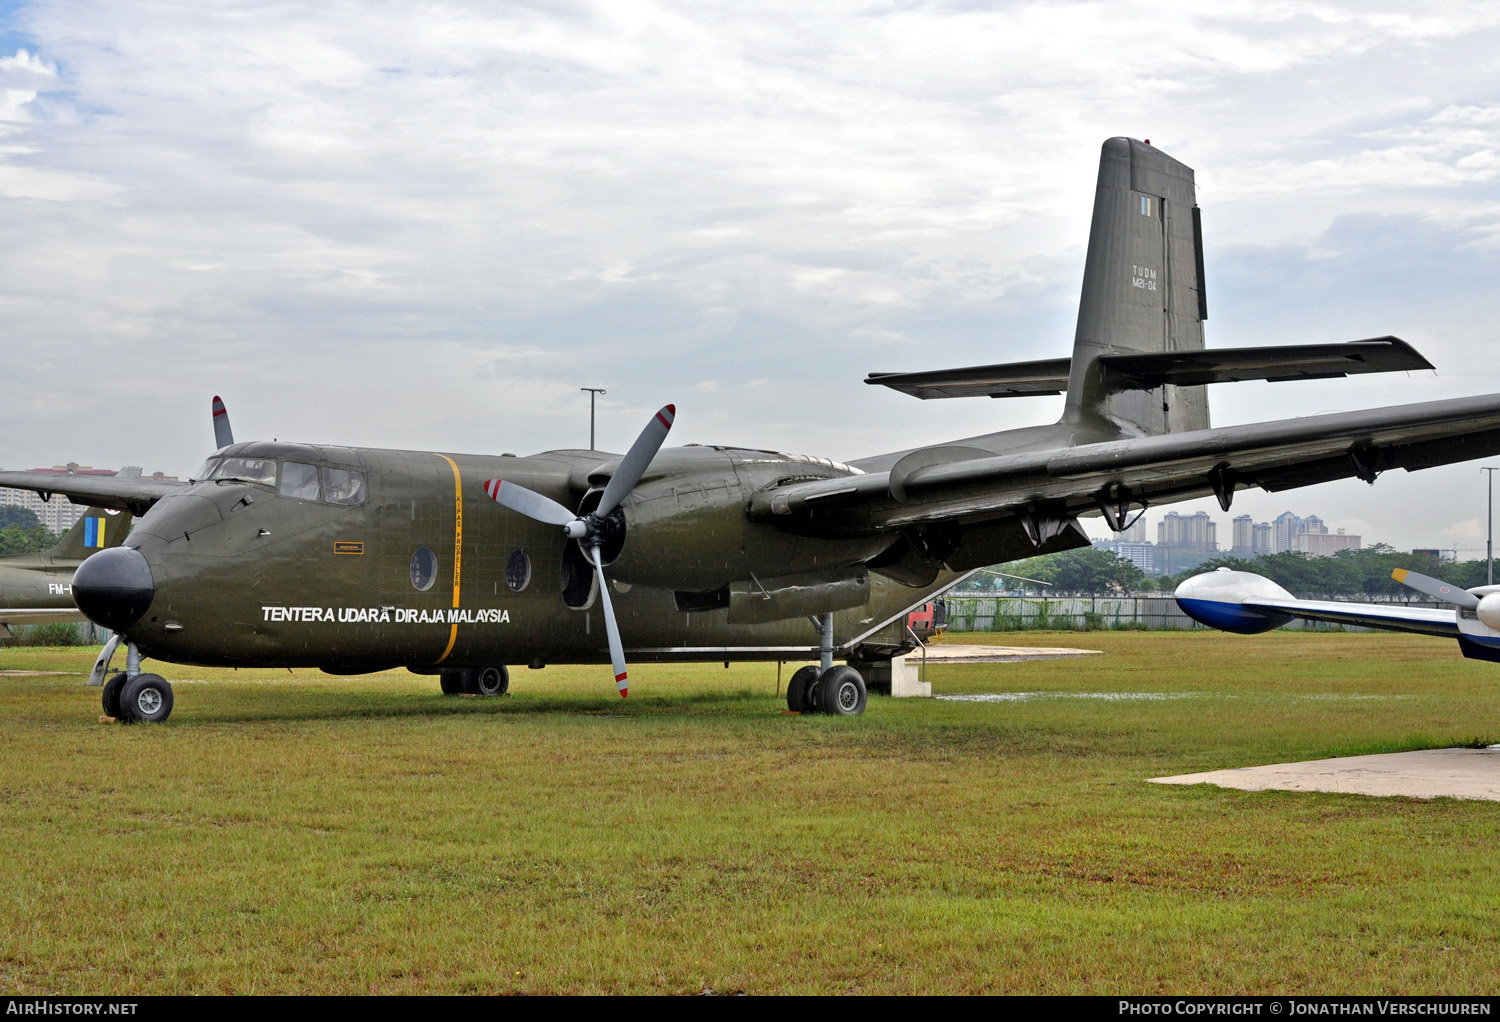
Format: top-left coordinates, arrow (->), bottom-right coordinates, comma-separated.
101,672 -> 127,718
786,666 -> 820,713
474,665 -> 509,696
439,669 -> 466,695
816,665 -> 867,716
119,674 -> 174,723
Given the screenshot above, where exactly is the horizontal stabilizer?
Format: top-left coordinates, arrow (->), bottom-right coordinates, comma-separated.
866,337 -> 1430,400
865,358 -> 1071,400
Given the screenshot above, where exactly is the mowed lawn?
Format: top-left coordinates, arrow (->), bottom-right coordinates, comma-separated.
1,631 -> 1498,994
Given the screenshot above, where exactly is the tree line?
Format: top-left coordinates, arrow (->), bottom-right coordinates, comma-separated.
953,543 -> 1493,599
0,507 -> 59,556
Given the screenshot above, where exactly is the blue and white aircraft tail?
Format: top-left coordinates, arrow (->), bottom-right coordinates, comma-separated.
1175,567 -> 1500,664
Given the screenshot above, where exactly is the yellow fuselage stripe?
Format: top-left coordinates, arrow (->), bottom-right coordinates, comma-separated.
434,455 -> 463,664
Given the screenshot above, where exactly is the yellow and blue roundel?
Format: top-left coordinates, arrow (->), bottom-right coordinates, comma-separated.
83,516 -> 106,549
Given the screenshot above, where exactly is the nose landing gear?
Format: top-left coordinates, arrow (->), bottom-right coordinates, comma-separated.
96,641 -> 175,723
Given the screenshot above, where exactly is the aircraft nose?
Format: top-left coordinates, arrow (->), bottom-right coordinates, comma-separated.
72,546 -> 155,632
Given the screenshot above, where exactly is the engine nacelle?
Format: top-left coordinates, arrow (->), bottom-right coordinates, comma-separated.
605,446 -> 890,593
1175,568 -> 1296,634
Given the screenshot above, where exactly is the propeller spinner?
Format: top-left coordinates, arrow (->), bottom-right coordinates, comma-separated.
483,404 -> 675,696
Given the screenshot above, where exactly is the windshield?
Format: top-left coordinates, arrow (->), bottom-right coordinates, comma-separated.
206,456 -> 278,487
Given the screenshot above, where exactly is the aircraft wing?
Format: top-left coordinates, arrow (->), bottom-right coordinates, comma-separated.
0,607 -> 88,640
750,393 -> 1500,534
1174,568 -> 1460,640
0,472 -> 180,516
1236,597 -> 1457,637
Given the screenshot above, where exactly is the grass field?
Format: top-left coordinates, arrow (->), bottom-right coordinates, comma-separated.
2,631 -> 1498,994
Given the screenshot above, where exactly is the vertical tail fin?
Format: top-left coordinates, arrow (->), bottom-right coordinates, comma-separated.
1064,137 -> 1208,436
48,508 -> 134,562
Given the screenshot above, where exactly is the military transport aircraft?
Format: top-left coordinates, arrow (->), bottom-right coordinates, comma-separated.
0,507 -> 133,638
1177,566 -> 1500,663
5,136 -> 1500,723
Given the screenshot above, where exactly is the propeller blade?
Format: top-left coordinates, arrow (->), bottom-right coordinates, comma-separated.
212,395 -> 234,450
483,478 -> 576,527
589,545 -> 629,697
595,404 -> 675,519
1391,568 -> 1480,609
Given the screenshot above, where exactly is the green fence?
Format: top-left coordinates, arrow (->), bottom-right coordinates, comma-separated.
943,595 -> 1441,632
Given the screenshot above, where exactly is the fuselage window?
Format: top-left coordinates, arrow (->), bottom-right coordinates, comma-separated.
410,547 -> 438,592
323,467 -> 367,506
207,457 -> 277,487
279,461 -> 321,500
506,549 -> 532,592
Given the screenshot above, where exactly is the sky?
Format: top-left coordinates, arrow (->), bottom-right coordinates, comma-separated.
1,1 -> 1498,553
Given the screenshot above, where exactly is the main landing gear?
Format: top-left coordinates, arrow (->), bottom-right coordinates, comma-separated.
786,611 -> 868,716
439,665 -> 511,697
786,663 -> 868,716
96,640 -> 174,723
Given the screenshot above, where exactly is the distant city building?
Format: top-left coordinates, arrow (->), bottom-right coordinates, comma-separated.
0,463 -> 177,533
1252,522 -> 1272,555
1272,511 -> 1327,554
1293,529 -> 1361,557
1231,514 -> 1253,556
1157,511 -> 1218,574
1093,538 -> 1159,574
1119,514 -> 1150,544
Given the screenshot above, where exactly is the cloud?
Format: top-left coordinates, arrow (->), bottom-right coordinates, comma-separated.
0,2 -> 1498,550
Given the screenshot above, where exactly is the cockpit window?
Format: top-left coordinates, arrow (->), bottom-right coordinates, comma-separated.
279,461 -> 321,500
207,457 -> 278,487
323,467 -> 366,506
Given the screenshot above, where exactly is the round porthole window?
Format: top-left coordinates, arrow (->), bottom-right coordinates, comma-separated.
506,549 -> 532,592
410,547 -> 438,591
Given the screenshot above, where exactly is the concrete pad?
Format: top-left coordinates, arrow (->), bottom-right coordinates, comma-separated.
1150,748 -> 1500,802
916,643 -> 1100,664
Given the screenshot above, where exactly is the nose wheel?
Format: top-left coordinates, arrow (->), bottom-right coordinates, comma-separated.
97,643 -> 174,723
105,672 -> 173,723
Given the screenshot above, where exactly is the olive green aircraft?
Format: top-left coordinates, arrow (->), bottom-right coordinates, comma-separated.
0,506 -> 133,638
5,137 -> 1500,724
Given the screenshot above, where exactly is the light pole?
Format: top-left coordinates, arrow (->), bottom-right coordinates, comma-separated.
1485,467 -> 1499,585
580,387 -> 606,450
